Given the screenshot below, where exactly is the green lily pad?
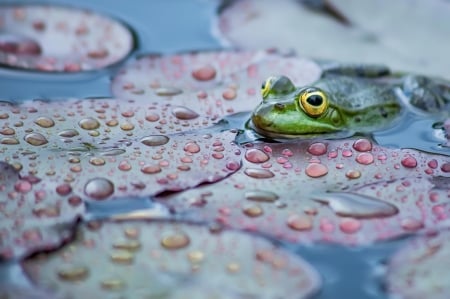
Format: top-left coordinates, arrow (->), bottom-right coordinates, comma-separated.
158,138 -> 450,245
0,4 -> 134,72
22,220 -> 321,299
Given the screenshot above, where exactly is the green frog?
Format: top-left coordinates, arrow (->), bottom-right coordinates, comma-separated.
251,65 -> 450,138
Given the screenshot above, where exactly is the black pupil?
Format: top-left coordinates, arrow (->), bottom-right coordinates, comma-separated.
261,82 -> 266,89
306,94 -> 323,106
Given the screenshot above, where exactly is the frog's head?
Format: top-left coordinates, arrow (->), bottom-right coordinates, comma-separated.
252,83 -> 346,136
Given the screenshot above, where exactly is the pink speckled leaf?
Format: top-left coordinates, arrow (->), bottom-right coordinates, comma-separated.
0,161 -> 81,259
0,98 -> 241,230
111,50 -> 322,119
22,220 -> 321,299
0,4 -> 133,72
386,229 -> 450,299
158,138 -> 450,245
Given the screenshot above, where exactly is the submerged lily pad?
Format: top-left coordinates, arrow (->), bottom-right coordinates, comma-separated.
158,138 -> 450,245
0,4 -> 134,72
111,50 -> 322,119
0,161 -> 82,260
22,220 -> 321,299
386,229 -> 450,299
219,0 -> 450,79
0,98 -> 241,222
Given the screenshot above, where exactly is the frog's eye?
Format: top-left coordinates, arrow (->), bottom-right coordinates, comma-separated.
298,88 -> 329,117
261,76 -> 275,99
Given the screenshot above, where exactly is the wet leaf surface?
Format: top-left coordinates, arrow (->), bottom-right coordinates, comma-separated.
0,161 -> 82,260
112,50 -> 322,119
219,0 -> 450,79
22,220 -> 321,299
158,138 -> 450,245
0,4 -> 134,72
386,229 -> 450,299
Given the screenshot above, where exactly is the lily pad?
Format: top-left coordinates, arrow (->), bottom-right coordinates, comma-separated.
386,229 -> 450,299
0,4 -> 134,72
219,0 -> 450,79
158,138 -> 450,245
22,220 -> 321,299
0,161 -> 82,260
111,50 -> 322,119
0,98 -> 241,215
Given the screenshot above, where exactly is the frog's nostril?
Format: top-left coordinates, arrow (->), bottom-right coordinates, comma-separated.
275,103 -> 285,110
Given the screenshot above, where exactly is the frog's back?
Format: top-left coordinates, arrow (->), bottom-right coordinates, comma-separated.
314,75 -> 399,111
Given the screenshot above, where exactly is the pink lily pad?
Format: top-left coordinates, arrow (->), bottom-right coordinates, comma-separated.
0,161 -> 82,260
22,220 -> 321,299
158,138 -> 450,245
0,97 -> 241,209
0,4 -> 134,72
111,50 -> 322,119
386,229 -> 450,299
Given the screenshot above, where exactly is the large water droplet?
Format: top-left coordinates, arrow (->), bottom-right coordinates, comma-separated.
24,132 -> 48,146
141,135 -> 170,146
245,149 -> 270,163
0,33 -> 41,55
184,142 -> 200,153
1,137 -> 19,144
161,232 -> 190,249
287,214 -> 313,231
79,117 -> 100,130
245,190 -> 278,202
57,264 -> 89,282
244,168 -> 275,178
34,116 -> 55,128
172,106 -> 199,120
311,192 -> 398,218
58,129 -> 79,138
192,65 -> 217,81
84,178 -> 114,200
352,139 -> 372,152
305,163 -> 328,178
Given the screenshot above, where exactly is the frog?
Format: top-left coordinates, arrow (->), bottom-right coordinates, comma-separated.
251,64 -> 450,138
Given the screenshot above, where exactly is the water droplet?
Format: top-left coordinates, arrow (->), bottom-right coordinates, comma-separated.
355,153 -> 374,165
79,117 -> 100,130
172,106 -> 199,120
226,262 -> 240,273
120,122 -> 134,131
401,156 -> 417,168
222,88 -> 237,100
106,119 -> 118,127
1,137 -> 19,144
56,183 -> 72,196
34,116 -> 54,128
342,149 -> 353,157
58,129 -> 79,138
112,240 -> 141,251
192,65 -> 216,81
100,149 -> 125,156
141,164 -> 161,174
225,160 -> 240,171
188,250 -> 204,263
311,192 -> 398,218
89,157 -> 106,166
245,148 -> 270,163
110,250 -> 134,264
242,204 -> 264,217
244,168 -> 275,178
339,218 -> 362,234
14,180 -> 32,193
352,139 -> 372,152
57,265 -> 89,282
155,87 -> 182,96
161,232 -> 190,249
24,133 -> 48,146
0,127 -> 15,135
345,170 -> 361,179
428,159 -> 438,169
307,142 -> 327,156
441,162 -> 450,173
101,278 -> 125,291
400,217 -> 424,231
84,178 -> 114,200
184,142 -> 200,153
287,215 -> 313,231
245,190 -> 278,202
305,163 -> 328,178
145,113 -> 160,122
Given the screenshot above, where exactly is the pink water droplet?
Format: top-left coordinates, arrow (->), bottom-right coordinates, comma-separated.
342,149 -> 353,157
192,65 -> 216,81
184,142 -> 200,153
226,160 -> 240,171
401,156 -> 417,168
355,153 -> 374,165
55,183 -> 72,196
263,145 -> 272,154
172,106 -> 199,120
305,163 -> 328,178
244,168 -> 275,178
287,215 -> 312,231
339,218 -> 361,234
428,159 -> 438,169
308,142 -> 327,156
281,149 -> 293,157
141,164 -> 161,174
14,180 -> 32,193
222,88 -> 237,100
441,162 -> 450,173
118,161 -> 131,171
245,149 -> 270,163
400,217 -> 424,231
352,139 -> 372,152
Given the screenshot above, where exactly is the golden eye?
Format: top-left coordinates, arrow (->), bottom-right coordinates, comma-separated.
261,76 -> 275,99
299,88 -> 329,117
